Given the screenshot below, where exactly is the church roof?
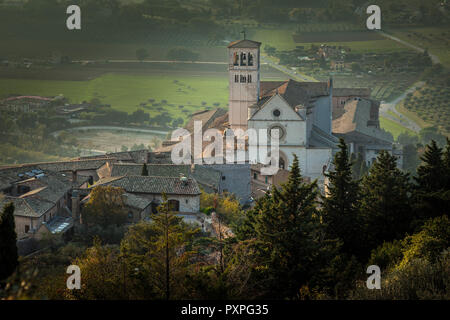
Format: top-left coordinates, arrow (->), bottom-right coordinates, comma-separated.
259,79 -> 330,108
332,98 -> 392,143
227,39 -> 261,48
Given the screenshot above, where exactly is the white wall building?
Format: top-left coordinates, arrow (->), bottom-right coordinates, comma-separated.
228,39 -> 339,182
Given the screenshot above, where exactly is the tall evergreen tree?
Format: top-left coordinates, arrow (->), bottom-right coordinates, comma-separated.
0,203 -> 19,282
415,140 -> 444,192
141,163 -> 149,176
322,138 -> 361,257
443,138 -> 450,190
413,140 -> 449,220
237,155 -> 334,299
359,151 -> 412,254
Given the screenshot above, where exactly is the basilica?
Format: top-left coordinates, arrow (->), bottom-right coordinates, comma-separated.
228,39 -> 339,182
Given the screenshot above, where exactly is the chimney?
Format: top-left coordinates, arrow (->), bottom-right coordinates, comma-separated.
180,175 -> 188,186
71,190 -> 79,221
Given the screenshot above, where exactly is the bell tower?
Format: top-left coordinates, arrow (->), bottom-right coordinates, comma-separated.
227,39 -> 261,130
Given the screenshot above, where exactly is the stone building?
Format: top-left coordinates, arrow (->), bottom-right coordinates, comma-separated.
332,97 -> 402,167
92,175 -> 201,214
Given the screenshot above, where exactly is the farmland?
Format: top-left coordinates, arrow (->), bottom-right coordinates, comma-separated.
379,116 -> 417,140
0,62 -> 288,124
389,27 -> 450,67
250,27 -> 410,53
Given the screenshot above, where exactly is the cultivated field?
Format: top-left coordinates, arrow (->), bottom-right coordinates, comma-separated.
0,62 -> 289,122
389,27 -> 450,67
379,116 -> 417,140
251,27 -> 410,53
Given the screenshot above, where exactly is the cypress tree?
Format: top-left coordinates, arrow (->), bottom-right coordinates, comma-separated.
141,163 -> 149,176
359,151 -> 412,254
323,138 -> 361,257
0,203 -> 19,282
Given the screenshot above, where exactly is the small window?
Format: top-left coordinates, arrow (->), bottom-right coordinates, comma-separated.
248,74 -> 252,83
265,176 -> 268,183
248,53 -> 254,66
253,173 -> 257,180
185,199 -> 188,204
273,109 -> 281,117
25,225 -> 30,233
240,75 -> 246,83
222,176 -> 226,180
235,74 -> 239,83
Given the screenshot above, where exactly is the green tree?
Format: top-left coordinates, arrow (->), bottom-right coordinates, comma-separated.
236,155 -> 334,299
82,186 -> 128,228
413,140 -> 449,221
141,163 -> 149,176
359,151 -> 412,254
120,194 -> 198,300
0,203 -> 18,282
322,139 -> 361,257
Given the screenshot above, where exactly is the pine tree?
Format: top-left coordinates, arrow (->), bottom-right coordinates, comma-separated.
240,155 -> 332,299
0,203 -> 18,282
322,138 -> 361,257
413,140 -> 449,220
359,151 -> 412,254
443,138 -> 450,190
415,140 -> 444,192
141,163 -> 149,176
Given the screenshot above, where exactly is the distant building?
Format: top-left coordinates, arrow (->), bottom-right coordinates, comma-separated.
0,96 -> 55,113
332,97 -> 401,167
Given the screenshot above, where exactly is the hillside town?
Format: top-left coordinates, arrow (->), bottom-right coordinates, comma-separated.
0,39 -> 402,250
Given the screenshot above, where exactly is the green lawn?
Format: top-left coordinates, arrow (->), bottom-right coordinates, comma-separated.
0,73 -> 229,117
379,116 -> 417,140
251,28 -> 411,53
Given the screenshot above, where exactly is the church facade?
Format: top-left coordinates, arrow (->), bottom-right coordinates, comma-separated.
227,39 -> 339,182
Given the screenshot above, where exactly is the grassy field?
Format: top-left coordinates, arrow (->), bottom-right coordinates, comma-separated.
251,28 -> 412,53
389,27 -> 450,67
1,38 -> 228,62
0,73 -> 229,116
380,116 -> 417,140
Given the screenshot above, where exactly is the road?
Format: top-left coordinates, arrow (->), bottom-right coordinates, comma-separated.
260,56 -> 315,82
379,82 -> 424,133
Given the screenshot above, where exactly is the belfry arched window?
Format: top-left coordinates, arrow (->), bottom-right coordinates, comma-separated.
248,53 -> 253,66
240,53 -> 247,66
